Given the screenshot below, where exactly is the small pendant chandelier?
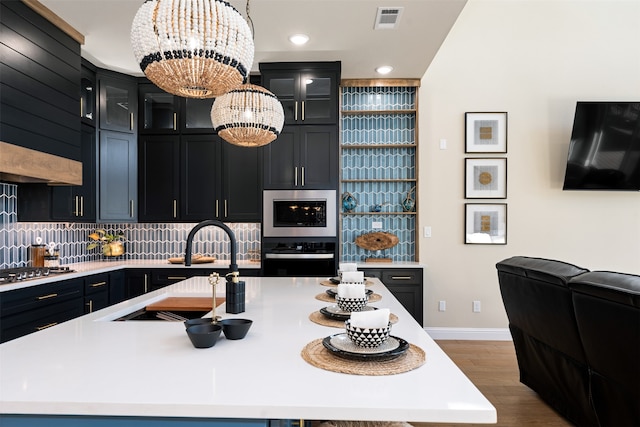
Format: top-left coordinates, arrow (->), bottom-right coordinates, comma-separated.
211,84 -> 285,147
130,0 -> 254,98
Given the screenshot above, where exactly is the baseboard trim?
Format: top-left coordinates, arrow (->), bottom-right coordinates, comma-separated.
425,327 -> 512,341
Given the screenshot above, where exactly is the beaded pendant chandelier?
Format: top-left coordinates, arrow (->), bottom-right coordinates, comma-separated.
131,0 -> 254,98
211,84 -> 285,147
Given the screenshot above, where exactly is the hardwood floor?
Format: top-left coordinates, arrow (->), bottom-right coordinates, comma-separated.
412,340 -> 574,427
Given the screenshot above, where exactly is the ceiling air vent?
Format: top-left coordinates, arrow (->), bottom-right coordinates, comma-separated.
374,7 -> 404,30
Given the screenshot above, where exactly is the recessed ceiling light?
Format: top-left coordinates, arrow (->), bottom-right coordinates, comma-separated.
289,34 -> 309,45
375,65 -> 393,75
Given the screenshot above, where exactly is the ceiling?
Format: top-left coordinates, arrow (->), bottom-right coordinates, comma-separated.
38,0 -> 467,80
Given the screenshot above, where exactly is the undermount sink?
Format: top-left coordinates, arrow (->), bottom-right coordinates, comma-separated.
114,308 -> 209,321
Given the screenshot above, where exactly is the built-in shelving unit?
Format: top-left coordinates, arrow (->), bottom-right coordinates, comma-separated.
340,80 -> 420,262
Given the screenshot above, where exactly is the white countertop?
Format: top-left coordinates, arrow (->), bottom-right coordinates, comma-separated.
0,276 -> 495,424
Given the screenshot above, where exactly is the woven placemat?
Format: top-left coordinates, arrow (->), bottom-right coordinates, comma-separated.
315,292 -> 382,303
301,338 -> 425,375
320,279 -> 375,287
309,311 -> 399,328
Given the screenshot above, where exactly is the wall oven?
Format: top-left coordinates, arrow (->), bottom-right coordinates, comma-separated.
262,189 -> 337,276
263,190 -> 336,238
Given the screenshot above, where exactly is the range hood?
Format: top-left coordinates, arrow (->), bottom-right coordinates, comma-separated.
0,141 -> 82,185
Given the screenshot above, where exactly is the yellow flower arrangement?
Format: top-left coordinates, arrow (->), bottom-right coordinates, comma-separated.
87,229 -> 125,256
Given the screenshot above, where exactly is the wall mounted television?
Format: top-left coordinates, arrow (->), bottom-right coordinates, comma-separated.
562,101 -> 640,191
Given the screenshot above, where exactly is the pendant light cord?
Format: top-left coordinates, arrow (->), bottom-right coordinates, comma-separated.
246,0 -> 255,39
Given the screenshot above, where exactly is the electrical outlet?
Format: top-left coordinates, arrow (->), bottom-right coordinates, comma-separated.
372,221 -> 383,229
423,226 -> 432,238
473,300 -> 481,313
438,300 -> 446,312
439,138 -> 447,150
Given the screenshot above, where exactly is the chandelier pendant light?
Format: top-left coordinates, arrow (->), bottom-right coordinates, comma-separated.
131,0 -> 255,98
211,84 -> 285,147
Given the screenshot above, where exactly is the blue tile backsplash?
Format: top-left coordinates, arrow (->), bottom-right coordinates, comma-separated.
0,182 -> 260,269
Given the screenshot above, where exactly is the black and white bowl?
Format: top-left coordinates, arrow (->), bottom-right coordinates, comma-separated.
335,295 -> 369,312
345,320 -> 391,348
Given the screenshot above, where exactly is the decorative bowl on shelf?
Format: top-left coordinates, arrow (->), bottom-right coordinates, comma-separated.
342,192 -> 357,213
345,320 -> 391,348
186,323 -> 222,348
336,295 -> 369,312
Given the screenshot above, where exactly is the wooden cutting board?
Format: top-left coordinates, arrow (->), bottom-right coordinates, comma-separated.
145,297 -> 225,311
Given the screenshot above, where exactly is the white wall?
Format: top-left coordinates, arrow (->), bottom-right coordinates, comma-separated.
419,0 -> 640,329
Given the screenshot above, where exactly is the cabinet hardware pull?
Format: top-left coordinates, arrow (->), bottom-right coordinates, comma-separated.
37,293 -> 58,300
173,199 -> 177,218
301,167 -> 305,187
87,300 -> 93,312
168,276 -> 187,280
74,195 -> 79,216
36,322 -> 57,331
80,97 -> 84,118
90,281 -> 107,288
130,200 -> 134,218
294,167 -> 298,186
130,112 -> 134,130
224,199 -> 228,218
80,196 -> 84,217
294,101 -> 298,121
144,274 -> 148,293
301,101 -> 305,121
216,200 -> 219,217
390,276 -> 412,280
173,112 -> 177,131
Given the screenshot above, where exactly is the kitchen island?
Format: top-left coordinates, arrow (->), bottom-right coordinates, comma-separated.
0,276 -> 496,426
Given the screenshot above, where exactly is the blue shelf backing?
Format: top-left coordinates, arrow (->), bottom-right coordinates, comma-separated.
342,113 -> 415,145
340,86 -> 417,262
342,86 -> 416,111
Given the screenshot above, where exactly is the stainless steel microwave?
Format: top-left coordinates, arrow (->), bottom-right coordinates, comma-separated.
263,190 -> 337,237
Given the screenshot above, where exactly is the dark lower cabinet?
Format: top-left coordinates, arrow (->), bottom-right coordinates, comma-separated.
361,268 -> 424,326
124,269 -> 151,299
84,273 -> 110,314
151,268 -> 260,291
109,270 -> 126,304
0,278 -> 84,343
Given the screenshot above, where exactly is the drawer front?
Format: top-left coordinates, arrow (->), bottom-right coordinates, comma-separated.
151,269 -> 196,286
1,298 -> 84,343
382,269 -> 421,286
84,273 -> 110,295
0,279 -> 84,318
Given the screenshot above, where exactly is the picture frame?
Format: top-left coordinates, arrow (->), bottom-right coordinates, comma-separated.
465,158 -> 507,199
465,203 -> 507,245
465,112 -> 508,153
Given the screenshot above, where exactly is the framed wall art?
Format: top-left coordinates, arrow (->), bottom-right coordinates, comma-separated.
465,112 -> 508,153
465,158 -> 507,199
464,203 -> 507,245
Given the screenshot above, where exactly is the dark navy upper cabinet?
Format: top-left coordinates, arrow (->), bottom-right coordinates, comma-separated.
98,71 -> 137,134
259,62 -> 340,191
260,62 -> 340,126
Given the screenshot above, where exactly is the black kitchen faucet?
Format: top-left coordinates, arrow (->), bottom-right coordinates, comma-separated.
184,220 -> 244,313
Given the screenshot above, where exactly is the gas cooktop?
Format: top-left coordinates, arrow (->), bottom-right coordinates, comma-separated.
0,266 -> 75,285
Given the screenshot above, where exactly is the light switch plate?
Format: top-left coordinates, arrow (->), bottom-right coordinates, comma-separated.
372,221 -> 383,229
